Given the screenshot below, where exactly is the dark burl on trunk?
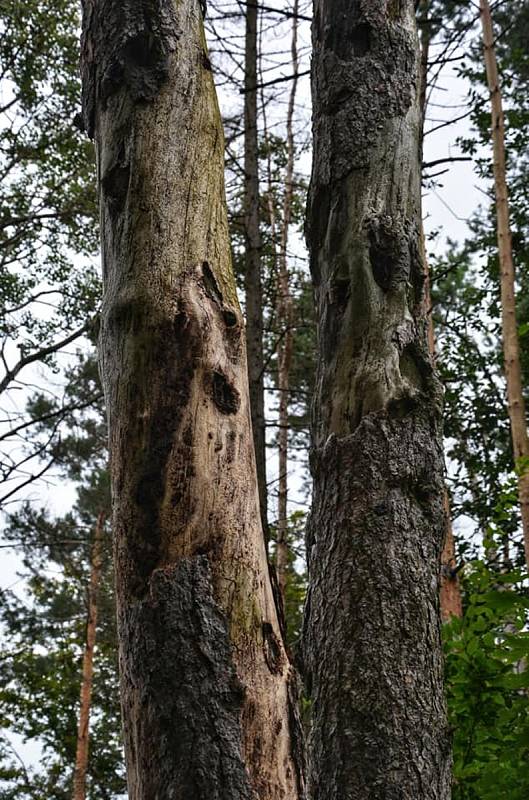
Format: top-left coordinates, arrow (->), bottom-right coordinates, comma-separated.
80,1 -> 304,798
304,1 -> 452,798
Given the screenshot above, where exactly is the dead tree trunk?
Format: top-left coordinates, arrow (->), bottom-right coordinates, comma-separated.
276,0 -> 299,603
244,0 -> 268,541
72,512 -> 105,800
304,1 -> 451,797
80,2 -> 304,797
480,0 -> 529,567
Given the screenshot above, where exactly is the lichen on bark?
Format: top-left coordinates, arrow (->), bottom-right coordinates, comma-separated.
80,1 -> 305,797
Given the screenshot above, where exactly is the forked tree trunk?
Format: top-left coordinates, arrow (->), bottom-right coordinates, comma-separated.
80,2 -> 304,797
72,511 -> 105,800
276,0 -> 299,602
244,0 -> 268,541
304,1 -> 451,797
480,0 -> 529,567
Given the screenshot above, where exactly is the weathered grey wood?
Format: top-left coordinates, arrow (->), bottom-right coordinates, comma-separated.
80,1 -> 304,797
304,1 -> 451,797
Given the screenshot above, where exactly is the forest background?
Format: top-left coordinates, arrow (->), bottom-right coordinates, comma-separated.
0,0 -> 528,798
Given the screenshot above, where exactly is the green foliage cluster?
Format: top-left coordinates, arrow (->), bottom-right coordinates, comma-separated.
0,351 -> 124,799
445,557 -> 529,798
0,504 -> 125,800
0,0 -> 100,504
0,0 -> 98,343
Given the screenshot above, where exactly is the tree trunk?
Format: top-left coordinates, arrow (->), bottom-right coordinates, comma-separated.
304,1 -> 451,798
80,3 -> 304,798
276,0 -> 299,603
480,0 -> 529,567
244,0 -> 268,542
422,233 -> 462,622
72,511 -> 105,800
419,0 -> 462,621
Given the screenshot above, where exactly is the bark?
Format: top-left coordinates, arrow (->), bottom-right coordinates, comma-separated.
72,511 -> 105,800
244,0 -> 268,542
304,2 -> 451,798
80,3 -> 304,798
276,0 -> 299,603
480,0 -> 529,568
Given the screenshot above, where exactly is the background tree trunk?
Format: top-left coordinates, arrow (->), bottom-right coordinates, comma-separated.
480,0 -> 529,568
244,0 -> 268,542
276,0 -> 299,603
80,2 -> 304,798
419,0 -> 462,622
72,511 -> 105,800
304,1 -> 451,797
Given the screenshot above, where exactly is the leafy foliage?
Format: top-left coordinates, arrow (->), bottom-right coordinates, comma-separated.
445,561 -> 529,799
0,0 -> 100,503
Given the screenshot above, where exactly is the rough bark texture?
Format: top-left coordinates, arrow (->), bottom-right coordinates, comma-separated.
80,2 -> 304,798
304,1 -> 451,798
276,1 -> 299,603
72,512 -> 105,800
480,0 -> 529,568
244,0 -> 268,542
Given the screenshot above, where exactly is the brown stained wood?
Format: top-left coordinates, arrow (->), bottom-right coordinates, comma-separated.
72,512 -> 105,800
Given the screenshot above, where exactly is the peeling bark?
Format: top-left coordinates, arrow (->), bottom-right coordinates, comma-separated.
304,1 -> 451,797
80,2 -> 304,797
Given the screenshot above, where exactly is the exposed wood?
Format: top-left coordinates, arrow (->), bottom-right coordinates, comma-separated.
80,2 -> 304,797
72,511 -> 105,800
480,0 -> 529,568
304,1 -> 451,797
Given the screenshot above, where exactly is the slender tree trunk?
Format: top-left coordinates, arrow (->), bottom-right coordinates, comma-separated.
244,0 -> 268,541
422,231 -> 462,621
80,3 -> 304,798
304,2 -> 451,798
72,511 -> 105,800
439,498 -> 463,621
419,0 -> 462,621
276,0 -> 299,602
480,0 -> 529,567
